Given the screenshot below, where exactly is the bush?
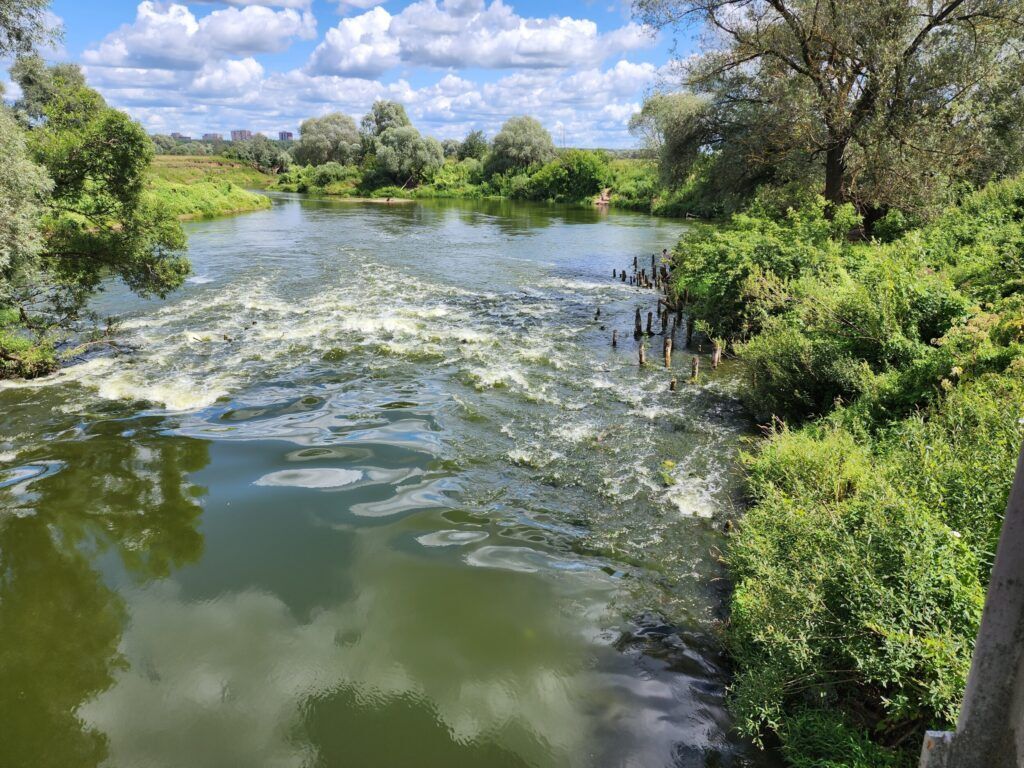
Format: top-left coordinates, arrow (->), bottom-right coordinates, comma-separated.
522,150 -> 609,202
0,327 -> 56,378
714,173 -> 1024,766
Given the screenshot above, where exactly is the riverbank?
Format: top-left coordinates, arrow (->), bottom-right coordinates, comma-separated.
145,158 -> 272,220
151,153 -> 703,216
667,179 -> 1024,766
145,177 -> 271,220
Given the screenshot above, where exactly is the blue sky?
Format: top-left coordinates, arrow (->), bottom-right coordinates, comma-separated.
37,0 -> 697,146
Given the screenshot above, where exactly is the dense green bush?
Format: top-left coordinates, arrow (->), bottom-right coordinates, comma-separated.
672,197 -> 860,342
521,150 -> 609,202
673,174 -> 1024,765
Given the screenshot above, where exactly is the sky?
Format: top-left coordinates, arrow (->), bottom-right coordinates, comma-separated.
30,0 -> 697,147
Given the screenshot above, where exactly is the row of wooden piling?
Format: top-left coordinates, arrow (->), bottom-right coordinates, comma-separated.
610,251 -> 723,387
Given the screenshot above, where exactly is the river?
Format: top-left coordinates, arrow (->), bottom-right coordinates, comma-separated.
0,195 -> 767,768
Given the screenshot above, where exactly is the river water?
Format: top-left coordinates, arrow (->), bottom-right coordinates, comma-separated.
0,196 -> 765,768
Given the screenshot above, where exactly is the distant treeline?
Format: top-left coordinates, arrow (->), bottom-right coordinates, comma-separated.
152,105 -> 662,206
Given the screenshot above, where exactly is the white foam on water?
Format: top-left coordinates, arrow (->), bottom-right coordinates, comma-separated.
254,467 -> 363,490
416,530 -> 489,547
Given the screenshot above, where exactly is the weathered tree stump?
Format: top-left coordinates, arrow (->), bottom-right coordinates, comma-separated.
691,356 -> 700,381
664,337 -> 672,368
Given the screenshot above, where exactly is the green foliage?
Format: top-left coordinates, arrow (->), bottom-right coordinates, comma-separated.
0,325 -> 55,378
291,112 -> 360,166
224,134 -> 289,174
0,105 -> 49,302
520,150 -> 609,202
607,158 -> 659,211
0,0 -> 57,58
144,176 -> 270,219
363,125 -> 444,188
706,173 -> 1024,764
0,58 -> 190,377
778,710 -> 905,768
672,197 -> 860,343
148,155 -> 274,189
635,0 -> 1024,218
360,100 -> 411,140
486,116 -> 555,176
458,130 -> 488,161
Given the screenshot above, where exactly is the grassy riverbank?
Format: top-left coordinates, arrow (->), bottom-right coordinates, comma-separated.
669,179 -> 1024,766
145,176 -> 271,220
146,157 -> 272,220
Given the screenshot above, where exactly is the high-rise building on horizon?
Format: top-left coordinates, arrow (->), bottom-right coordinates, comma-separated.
230,129 -> 252,142
278,131 -> 294,141
202,133 -> 222,141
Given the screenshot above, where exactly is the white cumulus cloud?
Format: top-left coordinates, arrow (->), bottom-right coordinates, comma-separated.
83,1 -> 316,70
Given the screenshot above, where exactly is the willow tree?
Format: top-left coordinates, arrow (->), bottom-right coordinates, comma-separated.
635,0 -> 1024,217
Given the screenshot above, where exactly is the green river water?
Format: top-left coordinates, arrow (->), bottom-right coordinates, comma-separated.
0,196 -> 768,768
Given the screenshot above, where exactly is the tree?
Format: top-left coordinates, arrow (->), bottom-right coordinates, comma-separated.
0,107 -> 49,299
525,150 -> 610,201
458,129 -> 488,161
486,116 -> 555,176
0,0 -> 57,58
360,100 -> 411,139
441,138 -> 460,158
227,134 -> 289,173
366,125 -> 444,187
628,92 -> 710,185
635,0 -> 1024,218
291,112 -> 360,166
8,58 -> 188,338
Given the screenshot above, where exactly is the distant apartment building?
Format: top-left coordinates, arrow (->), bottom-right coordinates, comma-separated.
202,133 -> 222,141
230,129 -> 253,142
278,131 -> 294,141
170,132 -> 191,141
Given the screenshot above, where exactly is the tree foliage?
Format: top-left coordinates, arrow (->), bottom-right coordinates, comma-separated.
291,112 -> 360,166
365,125 -> 444,187
486,116 -> 556,175
635,0 -> 1024,218
0,0 -> 57,58
1,57 -> 188,371
458,129 -> 488,161
225,134 -> 289,174
360,100 -> 411,139
669,171 -> 1024,764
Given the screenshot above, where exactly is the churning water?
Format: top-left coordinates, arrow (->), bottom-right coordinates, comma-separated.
0,196 -> 769,767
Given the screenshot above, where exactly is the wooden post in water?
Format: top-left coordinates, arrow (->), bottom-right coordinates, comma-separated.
661,309 -> 668,335
712,342 -> 722,369
664,337 -> 672,369
634,308 -> 643,338
633,255 -> 638,271
690,356 -> 700,381
621,270 -> 626,282
671,315 -> 678,337
669,378 -> 677,392
646,311 -> 653,336
594,307 -> 601,320
638,343 -> 646,367
612,330 -> 618,348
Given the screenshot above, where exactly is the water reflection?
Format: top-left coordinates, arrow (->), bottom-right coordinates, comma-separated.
0,425 -> 209,768
0,196 -> 768,767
